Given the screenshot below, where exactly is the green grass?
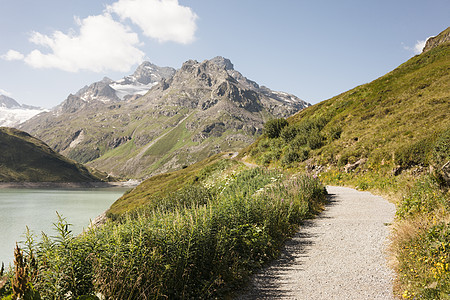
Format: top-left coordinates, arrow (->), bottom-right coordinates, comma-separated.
241,40 -> 450,299
0,127 -> 107,182
1,165 -> 326,299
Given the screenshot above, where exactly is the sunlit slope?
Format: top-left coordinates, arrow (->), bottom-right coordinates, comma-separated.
245,41 -> 450,175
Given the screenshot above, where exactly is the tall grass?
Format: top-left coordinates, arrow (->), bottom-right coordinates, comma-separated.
1,168 -> 326,299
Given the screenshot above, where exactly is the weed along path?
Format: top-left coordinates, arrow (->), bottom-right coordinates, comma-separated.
236,186 -> 396,300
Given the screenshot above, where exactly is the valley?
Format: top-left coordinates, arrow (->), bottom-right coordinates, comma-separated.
0,27 -> 449,300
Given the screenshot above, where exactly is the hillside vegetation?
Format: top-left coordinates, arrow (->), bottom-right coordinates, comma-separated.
244,31 -> 450,299
1,29 -> 448,299
0,127 -> 107,182
0,155 -> 326,299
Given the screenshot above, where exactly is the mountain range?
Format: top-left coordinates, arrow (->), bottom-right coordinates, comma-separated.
0,95 -> 47,127
20,56 -> 309,179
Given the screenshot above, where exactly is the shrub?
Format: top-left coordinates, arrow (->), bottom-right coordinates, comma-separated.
432,127 -> 450,167
328,126 -> 342,141
306,129 -> 324,150
281,147 -> 309,166
395,137 -> 433,168
264,118 -> 288,138
290,133 -> 308,150
10,169 -> 326,299
280,125 -> 299,143
396,176 -> 448,218
281,148 -> 299,166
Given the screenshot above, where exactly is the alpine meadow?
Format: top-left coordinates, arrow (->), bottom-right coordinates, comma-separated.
0,15 -> 449,300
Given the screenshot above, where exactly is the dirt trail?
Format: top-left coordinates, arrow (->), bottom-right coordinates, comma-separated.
236,186 -> 396,300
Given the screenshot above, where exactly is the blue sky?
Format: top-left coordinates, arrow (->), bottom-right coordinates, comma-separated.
0,0 -> 449,108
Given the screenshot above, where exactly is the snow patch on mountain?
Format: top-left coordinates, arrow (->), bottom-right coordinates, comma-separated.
0,107 -> 47,127
109,82 -> 158,100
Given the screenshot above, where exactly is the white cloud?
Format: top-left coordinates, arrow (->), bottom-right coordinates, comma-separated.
413,40 -> 427,54
108,0 -> 198,44
2,0 -> 198,73
404,36 -> 435,55
0,89 -> 12,97
1,50 -> 25,61
21,13 -> 145,72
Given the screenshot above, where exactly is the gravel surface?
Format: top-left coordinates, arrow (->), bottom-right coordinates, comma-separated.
236,186 -> 396,300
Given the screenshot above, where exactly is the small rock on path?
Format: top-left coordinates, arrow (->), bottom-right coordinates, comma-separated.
236,186 -> 396,300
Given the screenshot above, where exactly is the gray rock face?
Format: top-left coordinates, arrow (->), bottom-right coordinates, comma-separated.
422,27 -> 450,53
56,62 -> 176,114
127,62 -> 176,85
20,57 -> 310,179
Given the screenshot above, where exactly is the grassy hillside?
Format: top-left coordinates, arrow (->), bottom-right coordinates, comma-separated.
1,154 -> 326,299
244,37 -> 450,298
245,42 -> 449,177
2,30 -> 448,300
0,127 -> 107,182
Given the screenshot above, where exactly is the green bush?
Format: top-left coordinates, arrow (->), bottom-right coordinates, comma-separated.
395,137 -> 434,168
396,176 -> 448,218
306,129 -> 324,150
9,168 -> 326,299
280,125 -> 299,143
264,118 -> 288,138
432,127 -> 450,167
281,147 -> 309,166
327,126 -> 342,141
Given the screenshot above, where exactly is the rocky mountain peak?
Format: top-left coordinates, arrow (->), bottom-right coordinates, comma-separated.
128,61 -> 176,85
209,56 -> 234,70
0,95 -> 21,108
422,27 -> 450,53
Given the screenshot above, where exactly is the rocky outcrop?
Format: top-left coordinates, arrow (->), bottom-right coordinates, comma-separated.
422,27 -> 450,53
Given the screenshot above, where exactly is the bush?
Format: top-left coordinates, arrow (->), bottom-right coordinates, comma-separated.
395,137 -> 434,168
432,127 -> 450,167
396,176 -> 448,218
327,126 -> 342,141
290,133 -> 308,150
280,125 -> 299,143
306,129 -> 324,150
9,168 -> 326,299
281,147 -> 309,166
281,148 -> 299,166
264,118 -> 288,138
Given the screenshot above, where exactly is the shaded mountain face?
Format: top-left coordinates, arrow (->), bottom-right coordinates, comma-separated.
20,56 -> 309,179
0,127 -> 106,182
0,95 -> 47,127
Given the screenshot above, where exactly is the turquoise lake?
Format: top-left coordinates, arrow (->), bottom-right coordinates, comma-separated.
0,188 -> 128,266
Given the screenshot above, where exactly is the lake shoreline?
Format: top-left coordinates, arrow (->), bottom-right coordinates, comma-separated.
0,180 -> 140,189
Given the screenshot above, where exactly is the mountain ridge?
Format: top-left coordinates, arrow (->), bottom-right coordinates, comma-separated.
19,56 -> 309,179
0,127 -> 108,182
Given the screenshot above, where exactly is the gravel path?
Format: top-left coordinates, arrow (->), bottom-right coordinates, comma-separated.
236,186 -> 396,300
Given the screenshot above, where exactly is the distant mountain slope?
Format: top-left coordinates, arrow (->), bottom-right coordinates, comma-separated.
0,95 -> 46,127
0,127 -> 107,182
20,57 -> 309,179
245,28 -> 450,178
